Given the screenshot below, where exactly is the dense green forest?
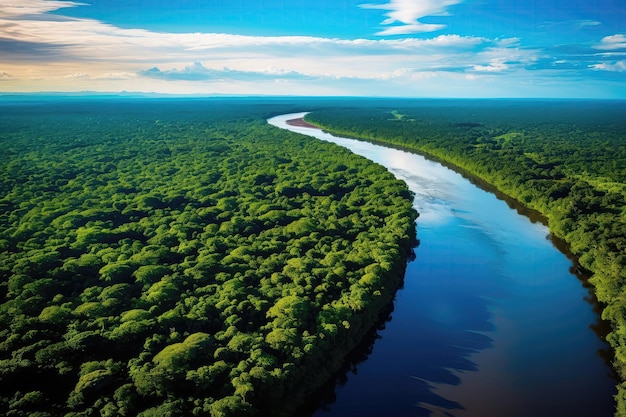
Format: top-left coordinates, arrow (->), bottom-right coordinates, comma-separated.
0,98 -> 418,416
305,100 -> 626,415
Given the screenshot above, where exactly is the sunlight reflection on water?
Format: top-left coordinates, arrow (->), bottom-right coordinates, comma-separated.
269,112 -> 615,417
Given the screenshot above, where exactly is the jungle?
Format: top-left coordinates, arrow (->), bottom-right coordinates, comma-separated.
0,97 -> 418,417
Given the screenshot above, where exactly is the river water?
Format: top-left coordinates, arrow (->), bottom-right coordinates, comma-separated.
268,113 -> 616,417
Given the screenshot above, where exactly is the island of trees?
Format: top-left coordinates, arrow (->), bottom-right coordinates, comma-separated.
0,98 -> 418,416
304,99 -> 626,415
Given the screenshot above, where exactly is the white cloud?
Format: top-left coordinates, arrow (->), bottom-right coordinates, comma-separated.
576,20 -> 601,29
473,59 -> 509,72
95,72 -> 136,80
595,34 -> 626,51
419,34 -> 486,48
0,0 -> 84,17
360,0 -> 463,35
0,2 -> 503,82
64,72 -> 89,79
2,4 -> 464,63
539,20 -> 602,32
0,0 -> 620,98
372,23 -> 447,35
590,61 -> 626,72
473,44 -> 538,68
595,52 -> 626,58
496,38 -> 521,48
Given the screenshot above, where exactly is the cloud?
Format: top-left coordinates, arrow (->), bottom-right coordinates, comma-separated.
539,20 -> 602,31
414,34 -> 486,48
576,20 -> 601,29
139,62 -> 216,81
0,39 -> 70,61
95,72 -> 136,80
1,0 -> 623,98
473,59 -> 509,73
59,72 -> 138,81
462,43 -> 540,75
0,2 -> 481,69
133,36 -> 531,84
496,38 -> 521,48
370,22 -> 447,35
526,38 -> 626,75
138,62 -> 314,82
360,0 -> 463,35
595,34 -> 626,51
64,72 -> 89,79
0,1 -> 505,82
0,0 -> 84,18
590,60 -> 626,72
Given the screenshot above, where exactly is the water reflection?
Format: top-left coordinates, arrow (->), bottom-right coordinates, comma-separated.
269,113 -> 616,417
297,276 -> 495,417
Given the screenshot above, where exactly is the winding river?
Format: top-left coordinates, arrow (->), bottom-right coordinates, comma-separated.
269,113 -> 616,417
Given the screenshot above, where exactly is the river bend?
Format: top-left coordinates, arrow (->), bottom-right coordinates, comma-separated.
268,112 -> 615,417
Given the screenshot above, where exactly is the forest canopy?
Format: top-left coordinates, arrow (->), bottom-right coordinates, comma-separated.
0,98 -> 418,417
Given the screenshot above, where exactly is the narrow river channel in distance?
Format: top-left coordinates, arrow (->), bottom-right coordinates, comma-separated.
268,113 -> 616,417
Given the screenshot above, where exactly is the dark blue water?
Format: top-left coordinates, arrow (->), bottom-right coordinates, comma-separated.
269,113 -> 616,417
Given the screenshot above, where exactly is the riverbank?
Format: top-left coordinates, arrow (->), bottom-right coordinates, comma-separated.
300,106 -> 625,415
271,111 -> 616,417
291,116 -> 591,282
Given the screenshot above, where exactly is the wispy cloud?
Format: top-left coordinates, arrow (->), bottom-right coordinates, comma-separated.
473,59 -> 510,73
539,19 -> 602,31
64,72 -> 89,79
595,34 -> 626,50
360,0 -> 463,35
576,20 -> 601,29
590,60 -> 626,72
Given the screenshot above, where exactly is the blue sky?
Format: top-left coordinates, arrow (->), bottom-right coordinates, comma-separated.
1,0 -> 625,97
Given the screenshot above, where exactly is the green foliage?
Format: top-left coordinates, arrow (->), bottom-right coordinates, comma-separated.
306,100 -> 626,416
209,395 -> 253,417
0,98 -> 418,416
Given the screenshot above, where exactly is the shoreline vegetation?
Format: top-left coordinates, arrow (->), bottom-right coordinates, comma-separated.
0,99 -> 418,416
289,117 -> 589,276
303,102 -> 626,415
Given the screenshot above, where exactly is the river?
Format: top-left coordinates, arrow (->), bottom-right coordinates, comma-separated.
268,112 -> 616,417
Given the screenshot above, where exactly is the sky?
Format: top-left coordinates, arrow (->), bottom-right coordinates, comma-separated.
0,0 -> 625,98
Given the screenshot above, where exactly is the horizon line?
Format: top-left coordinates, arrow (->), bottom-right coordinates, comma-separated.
1,91 -> 625,101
